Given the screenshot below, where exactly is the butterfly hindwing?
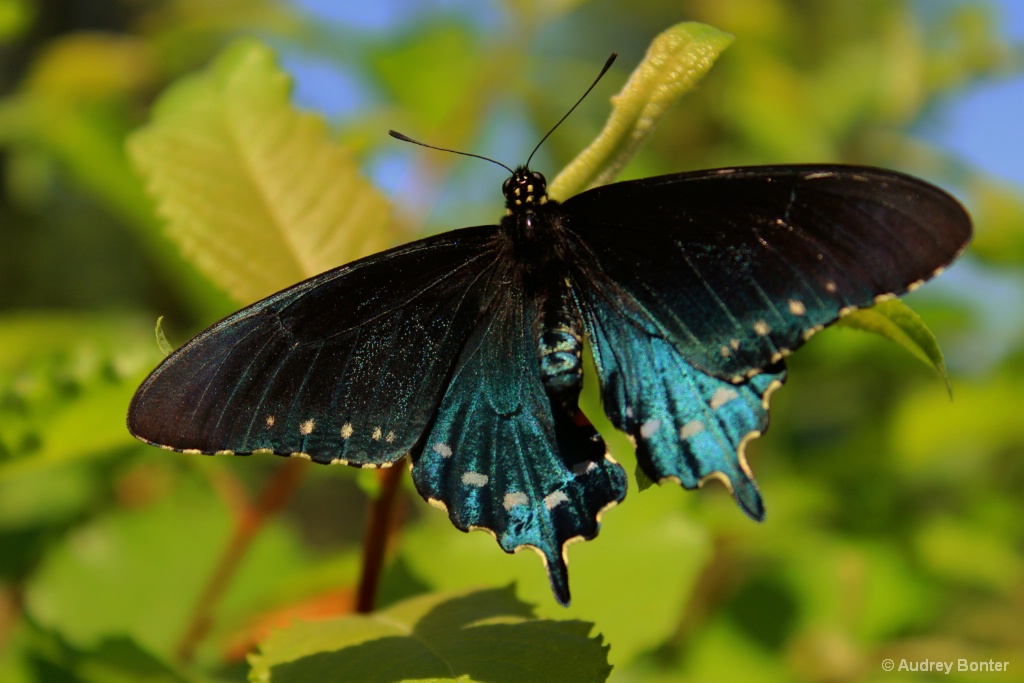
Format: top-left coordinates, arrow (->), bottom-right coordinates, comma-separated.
574,272 -> 786,519
563,165 -> 972,381
128,226 -> 504,467
411,259 -> 628,605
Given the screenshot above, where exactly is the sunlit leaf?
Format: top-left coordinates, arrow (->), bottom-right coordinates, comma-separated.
129,38 -> 394,304
549,22 -> 733,199
836,298 -> 951,393
249,587 -> 611,683
153,316 -> 173,357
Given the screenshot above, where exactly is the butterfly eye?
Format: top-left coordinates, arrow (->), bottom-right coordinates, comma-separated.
502,177 -> 512,195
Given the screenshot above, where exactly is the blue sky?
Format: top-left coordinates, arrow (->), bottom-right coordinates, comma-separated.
918,0 -> 1024,187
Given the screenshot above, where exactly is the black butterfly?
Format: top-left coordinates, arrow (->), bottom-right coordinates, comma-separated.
128,56 -> 971,605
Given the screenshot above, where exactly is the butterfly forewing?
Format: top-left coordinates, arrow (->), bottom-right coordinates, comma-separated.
562,165 -> 972,381
128,226 -> 504,466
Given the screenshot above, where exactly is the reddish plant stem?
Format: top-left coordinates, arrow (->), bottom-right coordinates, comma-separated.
355,464 -> 405,613
176,458 -> 306,663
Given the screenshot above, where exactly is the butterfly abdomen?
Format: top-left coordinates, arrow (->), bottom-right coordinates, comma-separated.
537,282 -> 585,411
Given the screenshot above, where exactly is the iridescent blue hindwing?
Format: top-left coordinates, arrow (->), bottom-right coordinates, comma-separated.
576,274 -> 785,519
411,261 -> 628,605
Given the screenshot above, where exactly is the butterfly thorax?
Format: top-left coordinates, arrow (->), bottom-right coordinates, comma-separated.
501,167 -> 567,264
498,168 -> 586,411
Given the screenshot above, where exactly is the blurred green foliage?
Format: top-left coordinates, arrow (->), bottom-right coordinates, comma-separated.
1,1 -> 1022,681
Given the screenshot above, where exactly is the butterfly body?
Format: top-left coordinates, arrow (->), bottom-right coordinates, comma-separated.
129,162 -> 970,605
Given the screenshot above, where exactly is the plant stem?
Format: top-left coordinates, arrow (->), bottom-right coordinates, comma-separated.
355,464 -> 405,613
176,458 -> 306,663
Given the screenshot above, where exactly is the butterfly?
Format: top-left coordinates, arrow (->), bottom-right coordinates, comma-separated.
127,55 -> 972,606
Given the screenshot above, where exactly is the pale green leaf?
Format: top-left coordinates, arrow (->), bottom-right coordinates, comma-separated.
153,316 -> 172,356
836,298 -> 950,393
129,38 -> 394,304
548,22 -> 733,200
249,587 -> 611,683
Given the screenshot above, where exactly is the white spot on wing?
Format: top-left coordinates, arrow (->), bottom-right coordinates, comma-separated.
433,443 -> 453,458
710,387 -> 739,409
788,299 -> 806,316
545,490 -> 569,510
825,280 -> 837,293
639,419 -> 661,439
572,461 -> 598,476
340,423 -> 353,439
753,320 -> 770,336
299,419 -> 315,435
385,431 -> 396,444
462,471 -> 489,487
503,492 -> 529,510
679,421 -> 705,440
371,426 -> 382,441
265,415 -> 275,427
802,324 -> 823,341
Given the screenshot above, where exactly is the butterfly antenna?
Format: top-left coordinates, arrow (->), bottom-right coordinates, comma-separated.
388,130 -> 515,175
525,52 -> 618,167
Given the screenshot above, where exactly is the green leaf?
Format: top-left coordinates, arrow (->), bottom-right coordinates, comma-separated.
129,38 -> 395,305
836,298 -> 950,393
1,621 -> 193,683
548,22 -> 733,200
249,587 -> 611,683
0,313 -> 158,485
65,637 -> 192,683
22,477 -> 312,662
153,316 -> 173,356
399,484 -> 712,668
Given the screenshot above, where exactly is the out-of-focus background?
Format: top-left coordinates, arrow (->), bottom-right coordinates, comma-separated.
1,0 -> 1021,681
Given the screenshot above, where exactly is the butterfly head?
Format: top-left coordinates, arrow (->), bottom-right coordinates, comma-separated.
503,167 -> 548,213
